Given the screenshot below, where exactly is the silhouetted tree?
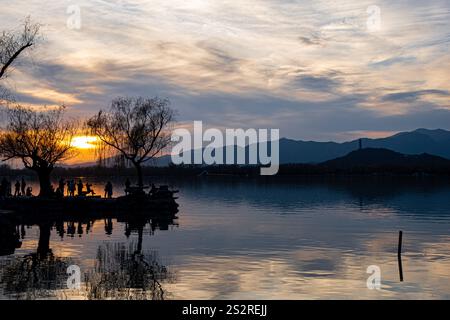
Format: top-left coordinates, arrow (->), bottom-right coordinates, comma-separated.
85,241 -> 172,300
87,96 -> 175,189
0,223 -> 72,300
0,105 -> 78,197
0,17 -> 40,101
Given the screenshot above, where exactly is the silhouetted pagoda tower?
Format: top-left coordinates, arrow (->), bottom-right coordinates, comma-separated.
358,138 -> 363,150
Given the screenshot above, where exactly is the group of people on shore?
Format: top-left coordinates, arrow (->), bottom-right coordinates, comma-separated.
57,178 -> 113,198
0,177 -> 156,199
0,177 -> 33,197
0,177 -> 114,198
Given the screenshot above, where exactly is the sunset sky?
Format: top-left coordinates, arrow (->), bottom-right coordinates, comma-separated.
1,0 -> 449,144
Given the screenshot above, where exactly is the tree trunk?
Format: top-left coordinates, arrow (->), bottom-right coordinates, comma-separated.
134,162 -> 144,189
37,223 -> 52,259
137,225 -> 143,253
36,168 -> 53,197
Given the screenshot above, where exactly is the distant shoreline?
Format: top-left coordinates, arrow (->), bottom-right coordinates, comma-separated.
2,164 -> 450,179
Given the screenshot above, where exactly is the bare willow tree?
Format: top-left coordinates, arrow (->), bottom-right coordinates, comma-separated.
1,17 -> 40,104
0,105 -> 78,197
87,97 -> 175,190
0,17 -> 40,80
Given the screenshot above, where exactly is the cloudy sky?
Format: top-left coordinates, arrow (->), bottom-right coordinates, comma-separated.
1,0 -> 449,141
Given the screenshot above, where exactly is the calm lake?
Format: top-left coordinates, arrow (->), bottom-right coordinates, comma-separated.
1,176 -> 450,299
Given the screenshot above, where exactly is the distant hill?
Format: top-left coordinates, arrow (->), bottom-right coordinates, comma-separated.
358,128 -> 450,158
67,128 -> 450,167
277,128 -> 450,164
321,148 -> 450,169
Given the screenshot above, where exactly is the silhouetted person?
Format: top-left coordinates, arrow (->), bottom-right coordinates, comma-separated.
125,178 -> 131,195
68,180 -> 75,197
55,186 -> 64,198
77,179 -> 83,196
104,183 -> 108,198
14,180 -> 21,196
86,183 -> 95,196
59,178 -> 65,195
26,186 -> 33,197
108,182 -> 113,198
104,181 -> 113,198
21,177 -> 26,195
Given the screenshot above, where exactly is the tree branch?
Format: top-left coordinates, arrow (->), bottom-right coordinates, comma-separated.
0,42 -> 32,79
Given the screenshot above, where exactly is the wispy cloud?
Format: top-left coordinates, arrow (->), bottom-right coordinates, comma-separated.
0,0 -> 449,140
381,89 -> 450,103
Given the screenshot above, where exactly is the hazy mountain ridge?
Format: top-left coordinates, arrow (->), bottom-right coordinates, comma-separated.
321,148 -> 450,169
68,128 -> 450,167
278,128 -> 450,164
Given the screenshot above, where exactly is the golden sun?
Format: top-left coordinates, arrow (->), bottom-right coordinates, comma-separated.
71,136 -> 99,150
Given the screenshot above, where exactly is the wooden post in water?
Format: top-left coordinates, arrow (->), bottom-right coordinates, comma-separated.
397,230 -> 404,282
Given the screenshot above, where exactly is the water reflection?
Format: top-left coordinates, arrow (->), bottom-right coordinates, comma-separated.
85,242 -> 172,300
0,223 -> 72,299
0,222 -> 22,256
0,215 -> 176,299
1,177 -> 450,299
84,216 -> 175,300
176,176 -> 450,219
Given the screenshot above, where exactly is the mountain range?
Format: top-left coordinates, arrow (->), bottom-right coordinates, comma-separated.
158,128 -> 450,165
72,128 -> 450,167
276,128 -> 450,164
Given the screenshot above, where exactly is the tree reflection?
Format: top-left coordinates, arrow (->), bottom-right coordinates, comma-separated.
84,240 -> 173,300
84,218 -> 174,300
0,223 -> 71,299
0,217 -> 176,300
0,221 -> 22,256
